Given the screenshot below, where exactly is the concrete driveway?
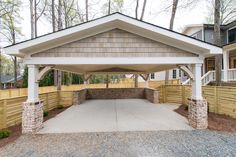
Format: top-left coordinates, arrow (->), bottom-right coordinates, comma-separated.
38,99 -> 192,133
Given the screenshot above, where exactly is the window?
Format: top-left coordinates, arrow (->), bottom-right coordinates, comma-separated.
179,70 -> 182,77
172,70 -> 176,79
150,73 -> 155,79
228,28 -> 236,43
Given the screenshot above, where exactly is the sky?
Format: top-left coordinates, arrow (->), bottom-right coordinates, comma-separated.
3,0 -> 211,46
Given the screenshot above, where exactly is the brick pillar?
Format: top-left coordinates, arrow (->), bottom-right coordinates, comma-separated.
22,101 -> 43,133
188,98 -> 208,129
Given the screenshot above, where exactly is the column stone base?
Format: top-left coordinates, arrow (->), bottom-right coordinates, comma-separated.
188,98 -> 208,129
22,101 -> 43,134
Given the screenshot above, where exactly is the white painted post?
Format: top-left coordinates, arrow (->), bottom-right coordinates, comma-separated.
191,64 -> 203,100
27,65 -> 39,102
223,50 -> 229,82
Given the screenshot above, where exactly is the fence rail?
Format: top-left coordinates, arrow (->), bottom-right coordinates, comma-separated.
0,80 -> 180,99
158,85 -> 236,118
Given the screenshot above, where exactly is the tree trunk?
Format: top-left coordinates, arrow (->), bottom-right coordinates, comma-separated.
108,0 -> 111,15
58,0 -> 62,30
140,0 -> 147,21
135,0 -> 139,19
0,48 -> 2,89
169,0 -> 178,30
57,0 -> 62,90
106,74 -> 109,88
85,0 -> 88,21
57,71 -> 62,90
214,0 -> 222,86
34,0 -> 37,37
165,0 -> 179,85
54,70 -> 57,86
52,0 -> 55,32
14,56 -> 17,88
29,0 -> 35,38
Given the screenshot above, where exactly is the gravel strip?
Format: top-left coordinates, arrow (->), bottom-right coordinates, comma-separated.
0,130 -> 235,157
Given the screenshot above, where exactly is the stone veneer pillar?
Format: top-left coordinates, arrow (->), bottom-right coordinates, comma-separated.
188,98 -> 208,129
188,63 -> 208,129
22,65 -> 43,134
22,101 -> 43,133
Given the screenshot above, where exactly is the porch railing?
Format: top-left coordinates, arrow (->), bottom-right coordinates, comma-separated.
182,68 -> 236,86
201,70 -> 215,86
228,68 -> 236,81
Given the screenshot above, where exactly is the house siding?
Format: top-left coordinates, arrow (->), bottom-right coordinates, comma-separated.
32,29 -> 197,58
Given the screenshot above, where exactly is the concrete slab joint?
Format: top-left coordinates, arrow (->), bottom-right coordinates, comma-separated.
188,98 -> 208,129
22,101 -> 43,134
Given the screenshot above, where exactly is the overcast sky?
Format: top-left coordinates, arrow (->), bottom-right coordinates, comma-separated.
4,0 -> 210,46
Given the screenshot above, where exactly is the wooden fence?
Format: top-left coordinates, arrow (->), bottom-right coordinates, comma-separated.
158,85 -> 236,118
0,91 -> 74,129
0,80 -> 180,99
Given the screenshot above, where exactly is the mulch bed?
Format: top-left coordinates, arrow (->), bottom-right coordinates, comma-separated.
175,105 -> 236,133
0,107 -> 68,148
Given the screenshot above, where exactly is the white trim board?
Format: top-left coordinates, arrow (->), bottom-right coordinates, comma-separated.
24,57 -> 203,65
4,13 -> 222,58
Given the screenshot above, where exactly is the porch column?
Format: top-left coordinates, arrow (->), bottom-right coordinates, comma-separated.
188,63 -> 208,129
223,50 -> 229,82
22,65 -> 43,134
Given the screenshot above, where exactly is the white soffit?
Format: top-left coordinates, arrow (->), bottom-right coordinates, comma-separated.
3,13 -> 222,57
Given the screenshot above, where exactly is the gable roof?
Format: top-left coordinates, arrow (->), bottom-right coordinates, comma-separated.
3,12 -> 222,58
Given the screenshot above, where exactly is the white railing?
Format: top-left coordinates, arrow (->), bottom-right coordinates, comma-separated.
182,78 -> 191,85
183,69 -> 236,86
228,69 -> 236,81
201,70 -> 215,86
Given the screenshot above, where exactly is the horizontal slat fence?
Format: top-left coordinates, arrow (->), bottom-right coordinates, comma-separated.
159,85 -> 236,118
0,91 -> 74,129
0,80 -> 180,99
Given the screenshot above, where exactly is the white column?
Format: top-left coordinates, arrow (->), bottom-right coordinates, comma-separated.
223,50 -> 229,82
27,65 -> 39,102
191,64 -> 203,100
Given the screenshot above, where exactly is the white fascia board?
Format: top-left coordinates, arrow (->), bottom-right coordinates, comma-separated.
4,13 -> 222,57
24,57 -> 203,65
115,14 -> 222,55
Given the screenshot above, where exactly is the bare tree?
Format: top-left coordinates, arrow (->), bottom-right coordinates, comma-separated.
108,0 -> 111,15
85,0 -> 88,21
0,0 -> 22,88
135,0 -> 139,19
206,0 -> 236,24
58,0 -> 63,30
29,0 -> 35,38
140,0 -> 147,20
165,0 -> 179,84
52,0 -> 56,32
214,0 -> 222,86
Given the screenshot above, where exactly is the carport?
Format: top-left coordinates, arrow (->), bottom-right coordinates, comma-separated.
3,13 -> 222,133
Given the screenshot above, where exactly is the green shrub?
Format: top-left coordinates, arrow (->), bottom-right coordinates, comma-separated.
0,129 -> 11,139
43,111 -> 49,117
57,105 -> 64,109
